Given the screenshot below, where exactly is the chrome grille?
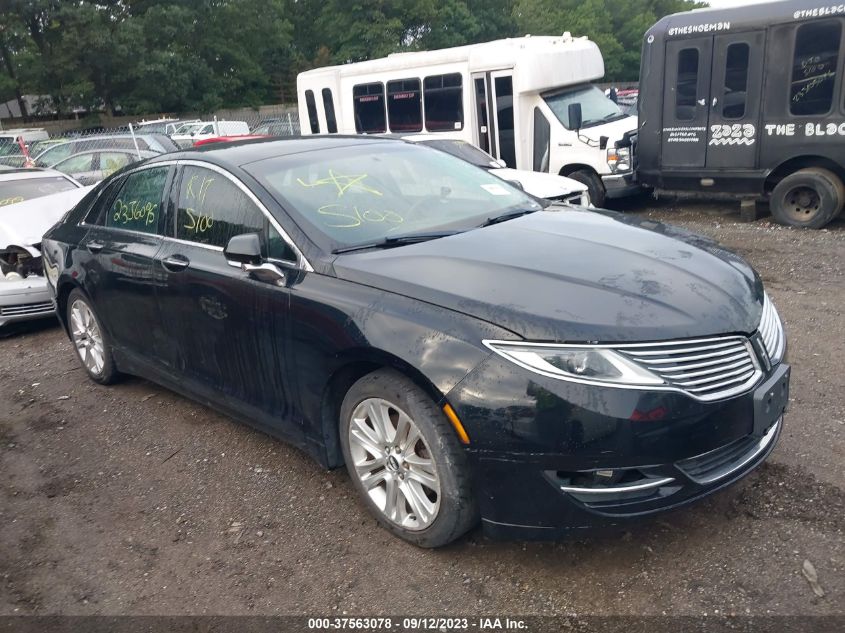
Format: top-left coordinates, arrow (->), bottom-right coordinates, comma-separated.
1,301 -> 54,317
758,293 -> 785,364
616,336 -> 761,401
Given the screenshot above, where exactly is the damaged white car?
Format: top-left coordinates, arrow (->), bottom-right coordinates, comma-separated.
1,171 -> 90,327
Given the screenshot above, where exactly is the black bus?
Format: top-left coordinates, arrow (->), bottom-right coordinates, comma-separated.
638,0 -> 845,228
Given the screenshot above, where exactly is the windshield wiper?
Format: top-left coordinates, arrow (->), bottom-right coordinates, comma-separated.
479,207 -> 539,227
331,230 -> 465,254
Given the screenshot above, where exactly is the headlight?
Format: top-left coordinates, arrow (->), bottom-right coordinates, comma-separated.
759,292 -> 785,365
607,146 -> 631,173
484,341 -> 664,387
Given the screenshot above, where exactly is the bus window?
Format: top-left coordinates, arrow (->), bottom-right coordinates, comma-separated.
494,76 -> 516,168
322,88 -> 338,133
533,107 -> 550,173
675,48 -> 699,121
791,21 -> 841,116
424,73 -> 464,131
387,78 -> 422,132
723,43 -> 749,119
305,90 -> 320,134
353,83 -> 387,133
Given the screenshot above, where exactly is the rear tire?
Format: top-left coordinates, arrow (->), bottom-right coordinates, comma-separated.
66,289 -> 119,385
339,369 -> 477,548
770,168 -> 844,229
567,169 -> 606,208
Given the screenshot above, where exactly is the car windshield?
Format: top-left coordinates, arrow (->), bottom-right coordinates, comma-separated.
417,139 -> 500,169
136,122 -> 173,134
247,142 -> 542,251
174,122 -> 203,135
0,176 -> 77,207
544,84 -> 626,129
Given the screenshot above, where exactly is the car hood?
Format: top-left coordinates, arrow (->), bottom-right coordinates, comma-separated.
332,209 -> 763,342
491,168 -> 586,199
0,186 -> 93,255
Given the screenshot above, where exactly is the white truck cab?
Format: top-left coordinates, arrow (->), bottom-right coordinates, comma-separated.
297,35 -> 641,206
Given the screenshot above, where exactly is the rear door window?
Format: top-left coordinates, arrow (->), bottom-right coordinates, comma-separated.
305,90 -> 320,133
105,166 -> 169,234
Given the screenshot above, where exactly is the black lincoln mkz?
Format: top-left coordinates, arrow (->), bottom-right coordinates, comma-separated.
42,137 -> 789,547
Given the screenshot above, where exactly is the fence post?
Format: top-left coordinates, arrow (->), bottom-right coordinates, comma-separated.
214,115 -> 219,136
128,122 -> 141,160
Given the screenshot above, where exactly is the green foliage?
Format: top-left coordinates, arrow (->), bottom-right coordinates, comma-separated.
0,0 -> 707,116
514,0 -> 706,80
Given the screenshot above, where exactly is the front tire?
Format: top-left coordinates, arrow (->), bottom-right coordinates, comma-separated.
66,289 -> 119,384
339,369 -> 477,547
567,169 -> 606,208
770,168 -> 844,229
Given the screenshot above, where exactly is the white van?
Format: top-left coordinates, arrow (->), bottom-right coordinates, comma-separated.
170,120 -> 250,148
297,35 -> 641,206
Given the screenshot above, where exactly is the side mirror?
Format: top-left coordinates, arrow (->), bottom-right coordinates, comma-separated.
225,232 -> 287,286
224,233 -> 262,266
568,103 -> 583,131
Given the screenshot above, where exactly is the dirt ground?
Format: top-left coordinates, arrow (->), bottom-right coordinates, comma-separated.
1,198 -> 843,617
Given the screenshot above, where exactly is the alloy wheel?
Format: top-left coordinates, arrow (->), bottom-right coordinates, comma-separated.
69,299 -> 105,376
348,397 -> 441,530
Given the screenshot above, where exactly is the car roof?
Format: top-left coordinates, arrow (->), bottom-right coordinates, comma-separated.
56,148 -> 157,158
148,135 -> 398,168
0,167 -> 72,181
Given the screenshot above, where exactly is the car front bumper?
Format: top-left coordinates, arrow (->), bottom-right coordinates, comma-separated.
0,276 -> 56,327
602,171 -> 643,199
445,354 -> 789,539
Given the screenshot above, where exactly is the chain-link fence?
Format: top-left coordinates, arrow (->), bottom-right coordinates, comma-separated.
0,109 -> 301,185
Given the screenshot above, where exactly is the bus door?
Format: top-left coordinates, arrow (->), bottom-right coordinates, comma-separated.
661,33 -> 764,170
472,73 -> 493,154
705,31 -> 765,170
491,71 -> 517,168
660,37 -> 712,168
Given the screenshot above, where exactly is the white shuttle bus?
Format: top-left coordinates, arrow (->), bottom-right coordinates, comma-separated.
296,34 -> 641,206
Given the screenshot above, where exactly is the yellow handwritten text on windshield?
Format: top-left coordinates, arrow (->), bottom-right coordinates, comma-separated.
317,204 -> 403,228
297,170 -> 383,198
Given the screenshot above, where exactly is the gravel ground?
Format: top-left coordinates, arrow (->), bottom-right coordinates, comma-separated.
0,199 -> 843,617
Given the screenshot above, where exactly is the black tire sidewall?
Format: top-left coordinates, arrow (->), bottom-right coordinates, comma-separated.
771,169 -> 843,229
66,288 -> 118,384
339,370 -> 477,548
568,169 -> 606,208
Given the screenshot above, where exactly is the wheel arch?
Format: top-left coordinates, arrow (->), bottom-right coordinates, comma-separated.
318,349 -> 445,469
559,163 -> 598,178
55,279 -> 88,334
764,156 -> 845,193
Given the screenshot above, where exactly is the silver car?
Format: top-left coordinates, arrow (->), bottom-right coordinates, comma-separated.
0,169 -> 87,327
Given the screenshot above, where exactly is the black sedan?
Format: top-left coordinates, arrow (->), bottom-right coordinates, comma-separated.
41,137 -> 789,547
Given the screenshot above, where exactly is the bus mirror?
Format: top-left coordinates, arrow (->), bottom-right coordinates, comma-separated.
568,103 -> 583,131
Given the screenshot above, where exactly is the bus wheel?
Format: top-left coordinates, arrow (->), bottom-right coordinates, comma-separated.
771,168 -> 844,229
568,169 -> 606,208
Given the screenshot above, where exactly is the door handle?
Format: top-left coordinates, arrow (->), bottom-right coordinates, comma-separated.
85,240 -> 104,253
161,255 -> 190,271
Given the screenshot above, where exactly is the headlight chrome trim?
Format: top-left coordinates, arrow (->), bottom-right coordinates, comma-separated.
759,292 -> 785,365
483,335 -> 765,403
